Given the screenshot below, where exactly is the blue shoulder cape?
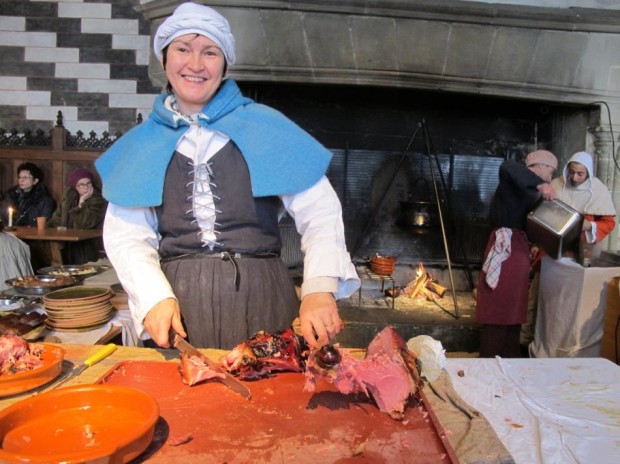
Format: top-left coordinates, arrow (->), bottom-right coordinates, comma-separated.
95,79 -> 332,207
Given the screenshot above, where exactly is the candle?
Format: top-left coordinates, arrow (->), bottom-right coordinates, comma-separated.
8,207 -> 13,228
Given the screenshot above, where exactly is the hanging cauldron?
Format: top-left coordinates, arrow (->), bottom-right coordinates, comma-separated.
396,178 -> 435,233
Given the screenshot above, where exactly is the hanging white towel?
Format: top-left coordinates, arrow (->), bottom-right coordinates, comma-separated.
482,228 -> 512,289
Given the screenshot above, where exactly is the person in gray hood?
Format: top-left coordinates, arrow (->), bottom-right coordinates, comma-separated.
550,151 -> 616,246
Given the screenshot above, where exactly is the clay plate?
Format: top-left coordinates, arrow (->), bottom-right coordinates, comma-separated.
0,385 -> 159,464
43,286 -> 111,305
0,344 -> 65,398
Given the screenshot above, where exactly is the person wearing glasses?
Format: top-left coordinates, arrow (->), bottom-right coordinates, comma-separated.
47,167 -> 107,263
0,162 -> 56,227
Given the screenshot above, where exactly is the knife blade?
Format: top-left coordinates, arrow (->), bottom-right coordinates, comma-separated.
53,343 -> 117,389
172,333 -> 251,400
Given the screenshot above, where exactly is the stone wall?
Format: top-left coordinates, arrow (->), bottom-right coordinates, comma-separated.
2,0 -> 620,252
0,0 -> 160,135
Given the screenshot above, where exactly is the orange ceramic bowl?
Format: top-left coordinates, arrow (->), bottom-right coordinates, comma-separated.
370,255 -> 397,275
0,344 -> 65,398
0,385 -> 160,463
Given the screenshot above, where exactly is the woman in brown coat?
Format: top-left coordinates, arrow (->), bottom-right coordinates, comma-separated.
48,168 -> 107,264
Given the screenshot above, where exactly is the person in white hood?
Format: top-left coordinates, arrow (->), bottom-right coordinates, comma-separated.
550,151 -> 616,245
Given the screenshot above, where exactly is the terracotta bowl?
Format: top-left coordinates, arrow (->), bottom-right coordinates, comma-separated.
370,256 -> 397,275
0,344 -> 65,398
0,385 -> 160,463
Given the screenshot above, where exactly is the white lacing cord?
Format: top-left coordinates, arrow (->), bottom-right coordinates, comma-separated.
187,161 -> 221,248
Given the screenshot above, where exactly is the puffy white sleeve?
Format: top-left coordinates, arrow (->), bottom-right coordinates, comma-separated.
282,176 -> 360,299
103,203 -> 176,339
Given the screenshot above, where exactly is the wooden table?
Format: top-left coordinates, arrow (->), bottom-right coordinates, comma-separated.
0,345 -> 464,464
8,226 -> 103,266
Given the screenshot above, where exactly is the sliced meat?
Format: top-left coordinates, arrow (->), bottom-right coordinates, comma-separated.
179,353 -> 225,386
304,327 -> 422,420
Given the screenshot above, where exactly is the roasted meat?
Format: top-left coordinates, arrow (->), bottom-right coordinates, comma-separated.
304,327 -> 423,419
0,311 -> 47,337
0,334 -> 44,375
179,353 -> 225,386
222,328 -> 308,380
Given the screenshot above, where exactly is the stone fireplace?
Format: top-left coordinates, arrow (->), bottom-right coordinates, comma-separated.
140,1 -> 619,278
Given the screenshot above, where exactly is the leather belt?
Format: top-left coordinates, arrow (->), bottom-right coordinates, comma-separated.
160,250 -> 280,290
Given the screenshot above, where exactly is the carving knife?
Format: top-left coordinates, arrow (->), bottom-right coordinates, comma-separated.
171,332 -> 251,400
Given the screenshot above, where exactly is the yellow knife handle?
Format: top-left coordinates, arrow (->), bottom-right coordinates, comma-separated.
84,343 -> 117,367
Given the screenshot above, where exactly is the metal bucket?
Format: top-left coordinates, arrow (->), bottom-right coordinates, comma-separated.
526,199 -> 583,260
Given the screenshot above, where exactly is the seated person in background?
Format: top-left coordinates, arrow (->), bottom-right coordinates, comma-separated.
0,220 -> 34,292
0,162 -> 56,227
48,167 -> 108,264
550,151 -> 616,254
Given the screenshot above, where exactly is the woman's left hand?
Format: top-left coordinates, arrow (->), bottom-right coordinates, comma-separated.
299,292 -> 342,349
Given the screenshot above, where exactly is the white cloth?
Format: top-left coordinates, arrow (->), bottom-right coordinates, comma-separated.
103,126 -> 360,341
530,256 -> 620,358
552,151 -> 616,216
154,2 -> 236,64
482,227 -> 512,289
0,232 -> 33,291
445,357 -> 620,464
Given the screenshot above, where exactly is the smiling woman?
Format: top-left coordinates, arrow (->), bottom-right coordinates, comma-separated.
95,2 -> 360,351
163,36 -> 226,115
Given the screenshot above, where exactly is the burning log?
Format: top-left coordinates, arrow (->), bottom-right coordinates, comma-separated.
403,263 -> 446,301
427,281 -> 447,298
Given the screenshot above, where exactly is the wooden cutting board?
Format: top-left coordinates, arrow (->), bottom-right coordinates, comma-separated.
97,361 -> 458,463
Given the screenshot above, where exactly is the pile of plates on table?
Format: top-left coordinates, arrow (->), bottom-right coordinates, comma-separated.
43,287 -> 114,332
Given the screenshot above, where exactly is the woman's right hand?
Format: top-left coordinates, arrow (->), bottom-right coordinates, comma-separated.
79,184 -> 94,203
537,182 -> 557,201
143,297 -> 187,348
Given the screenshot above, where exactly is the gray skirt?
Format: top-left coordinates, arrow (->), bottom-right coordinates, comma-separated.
161,253 -> 299,349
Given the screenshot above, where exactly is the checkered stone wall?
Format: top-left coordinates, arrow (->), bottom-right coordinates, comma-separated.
0,0 -> 160,136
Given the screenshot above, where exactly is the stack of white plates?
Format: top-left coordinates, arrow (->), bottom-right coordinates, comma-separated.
43,287 -> 114,332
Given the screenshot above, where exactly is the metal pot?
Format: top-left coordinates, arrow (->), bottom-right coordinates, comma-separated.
396,200 -> 436,233
526,199 -> 583,260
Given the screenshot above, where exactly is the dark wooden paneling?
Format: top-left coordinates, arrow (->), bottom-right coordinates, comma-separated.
0,127 -> 101,207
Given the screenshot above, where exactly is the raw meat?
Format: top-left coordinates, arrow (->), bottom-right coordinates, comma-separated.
304,327 -> 422,419
222,328 -> 308,380
179,353 -> 225,386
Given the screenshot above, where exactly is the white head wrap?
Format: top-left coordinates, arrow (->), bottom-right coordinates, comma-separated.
550,151 -> 616,215
154,2 -> 236,65
562,151 -> 593,184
